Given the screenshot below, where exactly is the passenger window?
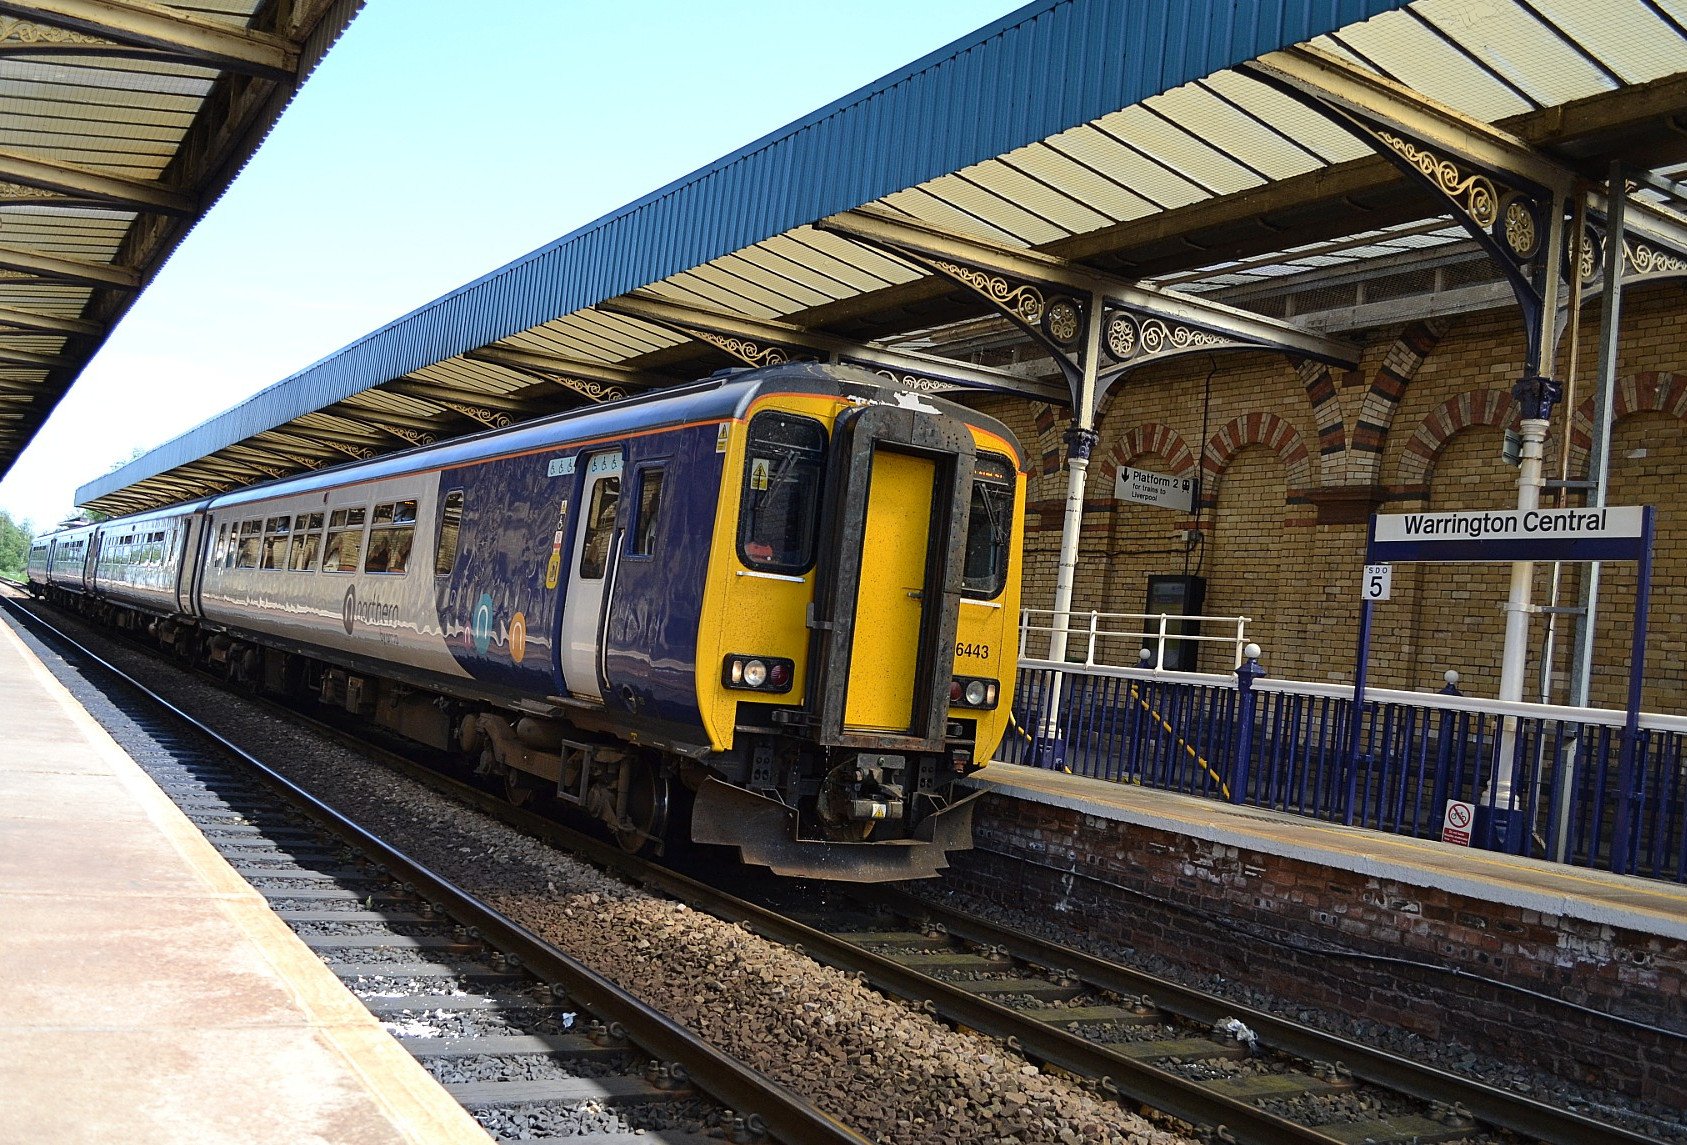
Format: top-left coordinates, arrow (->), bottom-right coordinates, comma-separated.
364,500 -> 417,574
322,507 -> 367,573
579,475 -> 620,580
962,453 -> 1016,600
434,490 -> 464,577
738,412 -> 825,573
260,516 -> 291,570
235,519 -> 262,569
631,470 -> 664,557
289,513 -> 324,571
214,523 -> 231,568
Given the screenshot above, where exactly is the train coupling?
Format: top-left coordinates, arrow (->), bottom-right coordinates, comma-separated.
690,776 -> 981,881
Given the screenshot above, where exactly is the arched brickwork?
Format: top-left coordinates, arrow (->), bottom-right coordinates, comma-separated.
1202,412 -> 1314,500
1395,388 -> 1518,491
1569,371 -> 1687,468
1351,319 -> 1446,483
1103,421 -> 1197,485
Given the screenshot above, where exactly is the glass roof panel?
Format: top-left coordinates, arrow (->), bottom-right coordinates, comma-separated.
1412,0 -> 1615,107
1101,105 -> 1266,196
1145,83 -> 1324,181
1531,0 -> 1685,84
1336,10 -> 1533,120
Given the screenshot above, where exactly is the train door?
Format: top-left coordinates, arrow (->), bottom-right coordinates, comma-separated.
808,403 -> 975,749
557,449 -> 622,702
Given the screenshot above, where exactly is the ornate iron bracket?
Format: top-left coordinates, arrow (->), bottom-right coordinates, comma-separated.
921,255 -> 1087,386
833,356 -> 966,394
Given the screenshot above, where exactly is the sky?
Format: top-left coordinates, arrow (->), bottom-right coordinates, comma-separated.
0,0 -> 1026,531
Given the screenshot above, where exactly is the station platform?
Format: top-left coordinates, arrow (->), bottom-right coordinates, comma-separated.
964,761 -> 1687,942
0,615 -> 487,1143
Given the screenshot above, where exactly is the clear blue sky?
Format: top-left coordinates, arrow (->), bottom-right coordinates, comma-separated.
0,0 -> 1022,530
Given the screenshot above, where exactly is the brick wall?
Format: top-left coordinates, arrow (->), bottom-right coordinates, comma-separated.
945,793 -> 1687,1106
978,282 -> 1687,711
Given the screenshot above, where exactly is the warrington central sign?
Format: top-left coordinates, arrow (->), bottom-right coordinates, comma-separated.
1370,506 -> 1647,563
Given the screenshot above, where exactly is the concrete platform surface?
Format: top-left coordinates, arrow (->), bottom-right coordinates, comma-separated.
0,614 -> 489,1144
969,761 -> 1687,942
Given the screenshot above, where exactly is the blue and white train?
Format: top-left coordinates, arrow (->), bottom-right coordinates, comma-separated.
28,364 -> 1026,880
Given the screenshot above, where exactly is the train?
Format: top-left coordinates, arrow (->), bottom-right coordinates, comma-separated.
26,363 -> 1026,880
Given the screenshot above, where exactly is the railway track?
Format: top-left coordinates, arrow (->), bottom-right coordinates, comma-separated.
2,595 -> 865,1145
8,590 -> 1660,1144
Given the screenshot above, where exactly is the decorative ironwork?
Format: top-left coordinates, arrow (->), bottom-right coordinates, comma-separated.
1042,296 -> 1083,348
548,375 -> 628,404
693,331 -> 790,368
381,426 -> 434,447
928,258 -> 1046,325
0,182 -> 66,200
867,368 -> 962,393
1375,130 -> 1499,228
437,401 -> 512,429
0,18 -> 108,48
1624,236 -> 1687,280
1578,225 -> 1602,285
1499,195 -> 1539,260
1101,310 -> 1236,365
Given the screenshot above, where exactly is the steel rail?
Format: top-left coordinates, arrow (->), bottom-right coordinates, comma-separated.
876,892 -> 1657,1145
1,598 -> 869,1145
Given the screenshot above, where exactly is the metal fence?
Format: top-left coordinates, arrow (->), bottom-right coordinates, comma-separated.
1003,656 -> 1687,883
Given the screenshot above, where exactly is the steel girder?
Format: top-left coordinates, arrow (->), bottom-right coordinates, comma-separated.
0,305 -> 102,336
0,242 -> 139,289
0,148 -> 197,215
601,294 -> 1070,404
0,0 -> 298,78
818,206 -> 1359,418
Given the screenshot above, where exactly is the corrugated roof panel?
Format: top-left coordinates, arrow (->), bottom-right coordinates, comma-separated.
1,58 -> 218,98
775,229 -> 923,290
1202,70 -> 1371,165
710,251 -> 839,310
966,156 -> 1118,232
1069,118 -> 1210,208
879,183 -> 1035,247
1413,0 -> 1614,108
1102,104 -> 1267,196
1533,0 -> 1685,84
1006,138 -> 1160,223
1336,10 -> 1534,120
665,262 -> 795,317
1144,83 -> 1323,181
642,274 -> 781,321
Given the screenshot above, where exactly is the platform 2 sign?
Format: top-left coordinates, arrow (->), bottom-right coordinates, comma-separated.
1369,506 -> 1647,563
1114,465 -> 1195,513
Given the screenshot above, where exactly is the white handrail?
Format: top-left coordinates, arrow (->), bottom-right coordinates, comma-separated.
1018,607 -> 1253,669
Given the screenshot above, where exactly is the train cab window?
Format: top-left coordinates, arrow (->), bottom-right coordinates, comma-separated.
738,412 -> 824,573
288,513 -> 324,570
579,476 -> 620,580
434,490 -> 464,576
235,519 -> 263,569
260,517 -> 291,570
364,500 -> 417,574
962,453 -> 1016,600
630,470 -> 664,557
322,507 -> 366,573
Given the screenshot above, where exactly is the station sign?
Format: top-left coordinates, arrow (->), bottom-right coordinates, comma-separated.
1114,465 -> 1195,513
1370,506 -> 1647,563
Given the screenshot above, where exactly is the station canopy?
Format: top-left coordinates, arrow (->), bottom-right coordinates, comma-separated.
0,0 -> 361,485
75,0 -> 1687,516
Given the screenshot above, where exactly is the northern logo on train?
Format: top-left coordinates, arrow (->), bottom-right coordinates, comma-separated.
342,584 -> 356,635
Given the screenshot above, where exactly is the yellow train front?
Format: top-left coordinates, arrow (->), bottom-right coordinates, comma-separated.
690,365 -> 1025,879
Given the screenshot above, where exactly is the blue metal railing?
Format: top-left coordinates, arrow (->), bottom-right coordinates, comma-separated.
1006,659 -> 1687,883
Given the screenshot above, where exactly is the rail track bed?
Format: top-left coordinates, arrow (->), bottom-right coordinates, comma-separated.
9,589 -> 1672,1144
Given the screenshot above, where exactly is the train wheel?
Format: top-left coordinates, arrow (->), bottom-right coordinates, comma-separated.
614,759 -> 670,854
503,769 -> 543,808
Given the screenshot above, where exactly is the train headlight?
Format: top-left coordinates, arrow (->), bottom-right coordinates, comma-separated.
949,676 -> 1000,710
723,654 -> 795,693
